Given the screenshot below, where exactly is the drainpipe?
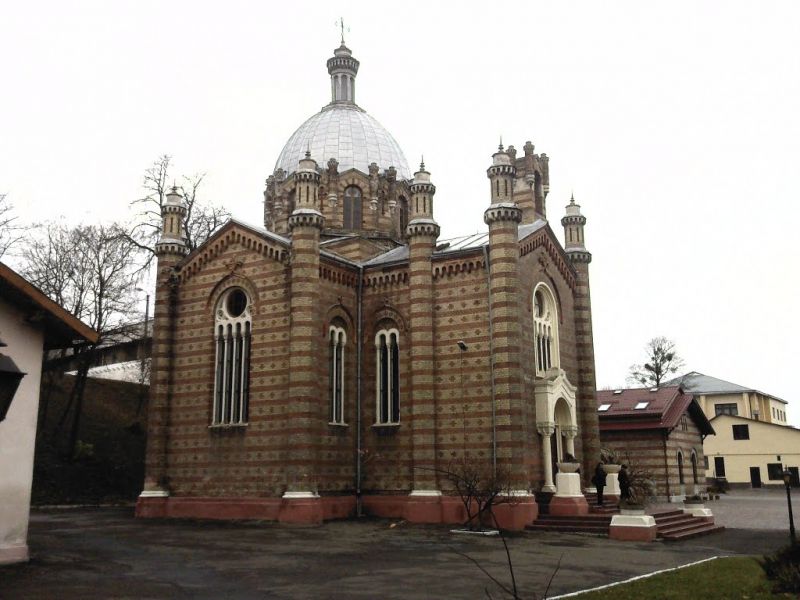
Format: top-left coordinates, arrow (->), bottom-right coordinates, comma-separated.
356,264 -> 364,515
662,430 -> 671,500
482,244 -> 497,478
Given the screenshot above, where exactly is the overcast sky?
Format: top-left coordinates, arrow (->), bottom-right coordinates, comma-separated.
2,1 -> 798,425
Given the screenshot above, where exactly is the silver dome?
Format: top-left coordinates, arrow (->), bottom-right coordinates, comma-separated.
274,104 -> 412,180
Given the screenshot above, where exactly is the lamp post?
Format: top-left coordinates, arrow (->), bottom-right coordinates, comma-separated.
0,338 -> 26,422
783,469 -> 796,546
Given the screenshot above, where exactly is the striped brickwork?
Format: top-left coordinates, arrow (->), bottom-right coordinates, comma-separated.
407,229 -> 439,490
485,211 -> 527,489
142,255 -> 181,492
571,260 -> 601,477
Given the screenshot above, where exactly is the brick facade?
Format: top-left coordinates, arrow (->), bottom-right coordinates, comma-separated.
137,44 -> 601,530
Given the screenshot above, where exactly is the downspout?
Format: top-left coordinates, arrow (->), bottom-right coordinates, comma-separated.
356,264 -> 364,515
482,244 -> 497,478
662,429 -> 671,500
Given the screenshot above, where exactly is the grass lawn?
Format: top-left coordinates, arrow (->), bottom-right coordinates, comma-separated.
569,556 -> 791,599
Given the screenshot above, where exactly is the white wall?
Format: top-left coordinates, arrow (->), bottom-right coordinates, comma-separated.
0,297 -> 44,564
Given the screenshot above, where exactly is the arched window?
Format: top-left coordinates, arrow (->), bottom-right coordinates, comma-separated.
213,288 -> 251,425
329,325 -> 347,424
343,186 -> 362,229
533,283 -> 560,375
375,328 -> 400,424
678,451 -> 685,485
399,196 -> 408,234
691,451 -> 698,484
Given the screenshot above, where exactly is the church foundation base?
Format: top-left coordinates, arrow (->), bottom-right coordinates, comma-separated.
491,498 -> 538,530
548,496 -> 589,516
135,493 -> 537,530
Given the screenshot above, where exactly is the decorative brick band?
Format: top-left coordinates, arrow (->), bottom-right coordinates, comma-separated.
289,210 -> 324,230
484,203 -> 522,225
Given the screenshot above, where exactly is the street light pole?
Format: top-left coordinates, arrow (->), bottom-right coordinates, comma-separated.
783,469 -> 796,546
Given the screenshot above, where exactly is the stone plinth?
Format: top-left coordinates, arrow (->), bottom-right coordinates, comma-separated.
549,472 -> 589,516
609,512 -> 657,542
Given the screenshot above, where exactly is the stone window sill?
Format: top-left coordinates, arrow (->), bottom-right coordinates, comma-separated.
371,423 -> 400,436
328,422 -> 349,428
208,423 -> 249,430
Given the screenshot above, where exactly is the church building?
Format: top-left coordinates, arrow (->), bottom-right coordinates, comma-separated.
136,40 -> 601,529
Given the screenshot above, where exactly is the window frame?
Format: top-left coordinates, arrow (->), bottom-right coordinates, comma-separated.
212,287 -> 252,427
343,185 -> 363,230
532,283 -> 560,376
715,403 -> 738,416
732,424 -> 750,440
375,327 -> 400,425
328,325 -> 347,425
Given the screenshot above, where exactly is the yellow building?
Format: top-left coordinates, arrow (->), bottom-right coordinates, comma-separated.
666,371 -> 789,424
667,372 -> 796,487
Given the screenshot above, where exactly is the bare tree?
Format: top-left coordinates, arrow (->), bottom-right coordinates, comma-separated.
127,154 -> 230,271
0,193 -> 24,259
22,221 -> 143,458
627,336 -> 685,387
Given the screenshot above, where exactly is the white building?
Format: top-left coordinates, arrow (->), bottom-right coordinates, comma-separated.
0,262 -> 97,564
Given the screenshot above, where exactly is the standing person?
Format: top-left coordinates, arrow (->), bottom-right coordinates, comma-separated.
618,464 -> 631,503
593,462 -> 607,506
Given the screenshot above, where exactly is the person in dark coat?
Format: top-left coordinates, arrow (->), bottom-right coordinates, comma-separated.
618,464 -> 631,503
593,462 -> 607,506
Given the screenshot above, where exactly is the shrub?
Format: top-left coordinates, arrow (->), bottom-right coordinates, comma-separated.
761,544 -> 800,593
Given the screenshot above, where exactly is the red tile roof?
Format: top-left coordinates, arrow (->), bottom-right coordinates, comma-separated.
596,386 -> 714,435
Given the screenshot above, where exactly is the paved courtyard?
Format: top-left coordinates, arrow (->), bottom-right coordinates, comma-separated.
0,489 -> 794,599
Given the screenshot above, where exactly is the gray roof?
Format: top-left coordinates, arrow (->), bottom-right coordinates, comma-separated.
666,371 -> 787,404
274,104 -> 411,180
228,217 -> 555,273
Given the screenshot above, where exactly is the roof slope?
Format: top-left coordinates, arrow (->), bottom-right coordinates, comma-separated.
665,371 -> 786,404
0,262 -> 98,348
596,385 -> 714,435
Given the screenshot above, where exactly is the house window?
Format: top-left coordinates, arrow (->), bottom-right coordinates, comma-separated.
212,288 -> 251,426
678,451 -> 685,484
598,403 -> 611,412
634,402 -> 649,410
375,328 -> 400,424
715,403 -> 738,416
691,451 -> 698,483
533,284 -> 559,375
732,424 -> 750,440
680,415 -> 688,431
767,463 -> 784,481
343,186 -> 362,229
329,325 -> 347,424
714,456 -> 726,477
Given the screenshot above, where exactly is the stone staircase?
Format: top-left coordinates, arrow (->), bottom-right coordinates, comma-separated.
528,496 -> 724,540
653,510 -> 725,541
527,513 -> 612,535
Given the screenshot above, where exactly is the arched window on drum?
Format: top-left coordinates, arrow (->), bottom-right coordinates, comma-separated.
343,186 -> 363,230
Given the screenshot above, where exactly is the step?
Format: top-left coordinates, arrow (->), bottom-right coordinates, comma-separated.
658,520 -> 716,536
660,524 -> 725,541
653,514 -> 696,527
527,524 -> 609,534
534,516 -> 612,525
651,510 -> 685,519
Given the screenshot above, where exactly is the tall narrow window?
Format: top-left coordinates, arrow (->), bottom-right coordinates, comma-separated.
329,325 -> 347,424
375,328 -> 400,424
678,451 -> 685,485
399,196 -> 409,234
533,284 -> 560,376
691,451 -> 698,483
212,288 -> 251,426
343,186 -> 362,229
